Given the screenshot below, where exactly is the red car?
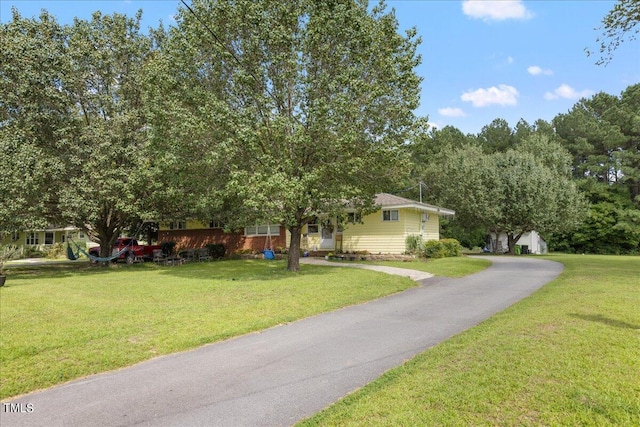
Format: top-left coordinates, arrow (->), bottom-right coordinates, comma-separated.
88,238 -> 162,264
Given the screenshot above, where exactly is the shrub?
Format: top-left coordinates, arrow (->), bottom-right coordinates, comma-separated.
405,235 -> 423,255
421,240 -> 447,259
420,239 -> 462,259
44,243 -> 66,259
205,243 -> 226,259
441,238 -> 462,257
160,241 -> 177,256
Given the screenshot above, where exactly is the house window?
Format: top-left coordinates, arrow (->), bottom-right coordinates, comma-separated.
382,209 -> 399,222
169,221 -> 186,230
45,232 -> 54,245
26,232 -> 39,245
79,232 -> 85,239
245,224 -> 280,236
347,212 -> 362,223
307,217 -> 319,234
11,232 -> 19,241
209,220 -> 225,229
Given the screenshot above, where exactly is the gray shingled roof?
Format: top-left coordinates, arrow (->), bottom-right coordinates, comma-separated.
374,193 -> 455,215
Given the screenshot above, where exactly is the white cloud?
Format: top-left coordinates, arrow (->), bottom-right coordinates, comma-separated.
438,107 -> 467,117
507,56 -> 514,64
527,65 -> 553,76
544,84 -> 594,100
461,84 -> 519,107
462,0 -> 533,21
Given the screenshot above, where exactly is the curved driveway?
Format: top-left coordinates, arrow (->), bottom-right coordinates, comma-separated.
3,256 -> 563,427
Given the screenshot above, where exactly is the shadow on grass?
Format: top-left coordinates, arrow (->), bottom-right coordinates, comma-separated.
2,262 -> 125,282
156,259 -> 338,282
570,313 -> 640,330
1,258 -> 339,286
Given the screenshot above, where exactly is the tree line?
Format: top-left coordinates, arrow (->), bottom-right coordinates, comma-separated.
1,0 -> 637,275
404,83 -> 639,254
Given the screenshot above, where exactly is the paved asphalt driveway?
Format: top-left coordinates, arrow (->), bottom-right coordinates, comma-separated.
2,256 -> 563,427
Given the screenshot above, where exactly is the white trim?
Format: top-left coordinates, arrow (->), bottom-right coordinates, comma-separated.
382,209 -> 399,222
244,224 -> 280,237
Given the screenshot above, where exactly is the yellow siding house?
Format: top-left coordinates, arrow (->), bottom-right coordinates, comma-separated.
0,227 -> 92,252
302,193 -> 455,254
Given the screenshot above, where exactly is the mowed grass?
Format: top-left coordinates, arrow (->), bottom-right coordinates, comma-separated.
300,255 -> 640,426
368,256 -> 491,277
0,259 -> 417,399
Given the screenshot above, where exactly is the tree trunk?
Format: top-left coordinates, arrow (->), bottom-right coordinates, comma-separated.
507,233 -> 517,255
287,225 -> 302,272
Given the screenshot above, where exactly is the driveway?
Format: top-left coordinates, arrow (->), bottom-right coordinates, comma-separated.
2,256 -> 563,426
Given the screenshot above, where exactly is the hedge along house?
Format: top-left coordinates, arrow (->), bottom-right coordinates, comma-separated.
302,193 -> 455,254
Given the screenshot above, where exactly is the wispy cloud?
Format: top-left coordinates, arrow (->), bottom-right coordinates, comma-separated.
544,84 -> 593,100
461,84 -> 519,107
438,107 -> 467,117
527,65 -> 553,76
462,0 -> 533,22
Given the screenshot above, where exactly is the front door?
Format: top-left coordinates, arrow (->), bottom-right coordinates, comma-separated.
319,222 -> 334,250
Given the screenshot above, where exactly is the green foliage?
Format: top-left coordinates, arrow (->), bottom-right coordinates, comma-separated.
551,85 -> 640,254
205,243 -> 226,259
0,244 -> 22,274
404,234 -> 422,255
589,0 -> 640,65
146,0 -> 422,271
440,218 -> 486,250
421,135 -> 586,254
420,239 -> 462,259
44,243 -> 66,260
0,9 -> 160,257
0,260 -> 415,398
160,241 -> 177,256
301,255 -> 640,426
440,239 -> 462,257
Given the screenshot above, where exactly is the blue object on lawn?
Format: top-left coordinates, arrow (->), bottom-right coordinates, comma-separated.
263,249 -> 275,260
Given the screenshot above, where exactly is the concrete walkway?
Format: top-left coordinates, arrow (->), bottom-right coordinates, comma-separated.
2,256 -> 563,427
300,257 -> 434,281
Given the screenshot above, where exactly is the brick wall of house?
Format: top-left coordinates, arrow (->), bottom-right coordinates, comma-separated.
158,227 -> 287,255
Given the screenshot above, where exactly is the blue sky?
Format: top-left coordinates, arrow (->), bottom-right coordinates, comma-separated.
2,0 -> 638,134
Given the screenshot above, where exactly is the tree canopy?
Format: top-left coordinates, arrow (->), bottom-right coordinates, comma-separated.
0,9 -> 158,257
420,133 -> 586,254
589,0 -> 640,65
146,0 -> 422,270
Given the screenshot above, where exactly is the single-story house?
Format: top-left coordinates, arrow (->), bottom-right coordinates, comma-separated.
159,193 -> 455,255
487,230 -> 547,254
0,226 -> 92,252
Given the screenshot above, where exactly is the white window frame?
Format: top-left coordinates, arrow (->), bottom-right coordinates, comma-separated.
169,221 -> 186,230
209,220 -> 225,229
244,224 -> 280,236
26,232 -> 39,245
347,212 -> 362,223
307,217 -> 319,234
382,209 -> 399,222
45,231 -> 54,245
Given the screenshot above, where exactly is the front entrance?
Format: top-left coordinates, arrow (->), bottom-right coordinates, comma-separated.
319,222 -> 335,250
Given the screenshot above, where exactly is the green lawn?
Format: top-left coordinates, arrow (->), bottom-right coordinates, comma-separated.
367,256 -> 491,277
299,254 -> 640,426
1,260 -> 418,399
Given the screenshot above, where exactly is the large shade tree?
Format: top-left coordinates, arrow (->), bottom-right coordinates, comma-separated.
551,85 -> 640,253
424,134 -> 586,254
0,9 -> 159,258
146,0 -> 422,270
